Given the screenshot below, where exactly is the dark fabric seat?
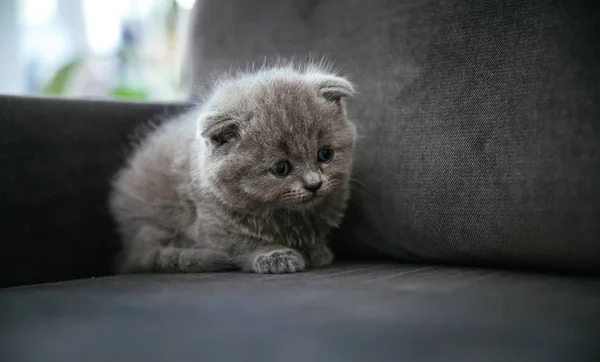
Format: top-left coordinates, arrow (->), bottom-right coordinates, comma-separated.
3,263 -> 600,362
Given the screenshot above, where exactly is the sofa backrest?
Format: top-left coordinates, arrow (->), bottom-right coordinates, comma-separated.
187,0 -> 600,273
0,96 -> 188,286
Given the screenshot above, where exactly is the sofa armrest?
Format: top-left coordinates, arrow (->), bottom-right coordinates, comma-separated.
0,95 -> 191,287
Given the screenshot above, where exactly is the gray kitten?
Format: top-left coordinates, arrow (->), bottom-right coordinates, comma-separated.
109,64 -> 357,274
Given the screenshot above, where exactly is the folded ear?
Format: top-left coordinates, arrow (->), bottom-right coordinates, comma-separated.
200,112 -> 240,147
317,76 -> 355,104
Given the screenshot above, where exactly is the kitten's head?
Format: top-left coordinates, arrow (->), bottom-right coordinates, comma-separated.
195,65 -> 357,213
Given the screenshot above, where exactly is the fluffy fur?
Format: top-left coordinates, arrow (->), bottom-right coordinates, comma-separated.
109,64 -> 357,274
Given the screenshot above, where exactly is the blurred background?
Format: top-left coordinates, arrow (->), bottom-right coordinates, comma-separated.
0,0 -> 194,101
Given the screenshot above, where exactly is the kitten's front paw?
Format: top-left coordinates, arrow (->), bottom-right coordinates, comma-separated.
253,249 -> 306,274
308,244 -> 334,268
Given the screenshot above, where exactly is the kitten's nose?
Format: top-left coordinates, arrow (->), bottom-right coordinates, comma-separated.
304,180 -> 322,192
303,172 -> 322,192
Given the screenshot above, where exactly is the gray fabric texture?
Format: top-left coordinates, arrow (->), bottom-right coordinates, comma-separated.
188,0 -> 600,272
2,263 -> 600,362
0,95 -> 189,287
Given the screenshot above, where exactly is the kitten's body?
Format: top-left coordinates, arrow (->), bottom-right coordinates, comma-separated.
110,64 -> 356,273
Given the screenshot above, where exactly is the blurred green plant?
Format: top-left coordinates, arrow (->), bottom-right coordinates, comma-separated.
109,84 -> 150,99
40,0 -> 184,101
41,58 -> 81,96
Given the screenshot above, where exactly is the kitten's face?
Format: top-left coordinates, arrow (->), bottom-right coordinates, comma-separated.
199,70 -> 356,213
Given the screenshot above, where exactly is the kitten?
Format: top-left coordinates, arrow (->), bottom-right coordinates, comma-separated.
109,64 -> 357,274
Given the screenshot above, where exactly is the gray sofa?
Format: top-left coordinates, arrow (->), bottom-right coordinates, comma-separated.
1,1 -> 599,361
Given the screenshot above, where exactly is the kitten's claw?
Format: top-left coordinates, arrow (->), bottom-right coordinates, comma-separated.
253,249 -> 306,273
308,244 -> 334,268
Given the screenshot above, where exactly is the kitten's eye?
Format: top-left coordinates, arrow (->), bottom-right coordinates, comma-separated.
317,147 -> 335,163
270,161 -> 292,177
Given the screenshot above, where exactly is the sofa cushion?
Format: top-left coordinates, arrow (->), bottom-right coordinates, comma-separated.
0,96 -> 189,287
188,0 -> 600,273
1,263 -> 599,362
